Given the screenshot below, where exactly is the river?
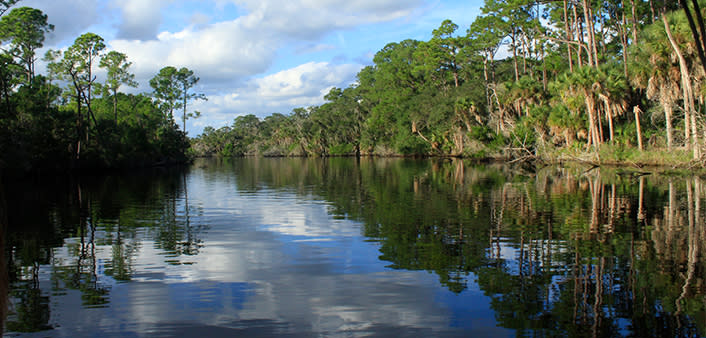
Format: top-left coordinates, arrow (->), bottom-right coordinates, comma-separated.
1,157 -> 704,337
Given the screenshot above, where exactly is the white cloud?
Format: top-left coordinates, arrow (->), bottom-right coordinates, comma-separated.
190,62 -> 362,133
233,0 -> 424,39
110,18 -> 275,86
112,0 -> 173,40
254,62 -> 359,100
22,0 -> 104,44
21,0 -> 430,135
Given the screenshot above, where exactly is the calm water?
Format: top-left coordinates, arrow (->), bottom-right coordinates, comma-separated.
1,158 -> 705,337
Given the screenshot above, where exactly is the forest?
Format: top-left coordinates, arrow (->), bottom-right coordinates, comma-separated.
192,0 -> 706,167
0,1 -> 204,171
1,1 -> 706,170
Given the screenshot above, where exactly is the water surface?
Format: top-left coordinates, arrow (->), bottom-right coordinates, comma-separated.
2,158 -> 705,337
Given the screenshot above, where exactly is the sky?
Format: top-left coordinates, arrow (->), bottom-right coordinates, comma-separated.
20,0 -> 483,136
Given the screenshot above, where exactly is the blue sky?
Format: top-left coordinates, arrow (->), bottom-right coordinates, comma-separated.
21,0 -> 483,135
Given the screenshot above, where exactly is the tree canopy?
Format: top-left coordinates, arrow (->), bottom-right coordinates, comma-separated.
193,0 -> 706,167
0,6 -> 204,170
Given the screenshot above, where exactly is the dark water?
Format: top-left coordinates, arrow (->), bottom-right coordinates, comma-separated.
1,158 -> 705,337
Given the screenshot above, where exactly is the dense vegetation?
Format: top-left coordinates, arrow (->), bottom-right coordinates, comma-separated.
0,1 -> 204,171
193,0 -> 706,166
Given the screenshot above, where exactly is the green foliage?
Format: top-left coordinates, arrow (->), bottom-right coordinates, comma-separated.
0,7 -> 53,84
3,1 -> 706,167
149,66 -> 206,134
149,66 -> 182,120
329,143 -> 355,155
188,0 -> 704,163
470,125 -> 494,143
99,51 -> 137,123
0,12 -> 193,170
395,131 -> 429,155
511,118 -> 537,149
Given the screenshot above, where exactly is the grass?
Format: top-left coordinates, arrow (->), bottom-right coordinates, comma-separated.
539,143 -> 698,168
598,144 -> 694,167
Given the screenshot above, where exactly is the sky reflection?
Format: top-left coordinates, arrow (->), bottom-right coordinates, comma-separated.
13,162 -> 508,337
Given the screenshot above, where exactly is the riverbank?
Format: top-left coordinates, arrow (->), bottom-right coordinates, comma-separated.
534,143 -> 705,173
193,142 -> 704,176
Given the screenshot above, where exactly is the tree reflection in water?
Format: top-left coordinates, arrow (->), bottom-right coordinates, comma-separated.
227,158 -> 706,336
0,158 -> 704,336
2,168 -> 205,332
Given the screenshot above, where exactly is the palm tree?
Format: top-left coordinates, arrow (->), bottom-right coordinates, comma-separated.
557,66 -> 604,150
505,75 -> 546,118
630,22 -> 682,150
596,64 -> 629,143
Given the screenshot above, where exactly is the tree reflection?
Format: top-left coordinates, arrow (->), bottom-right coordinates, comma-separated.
52,183 -> 110,308
226,158 -> 706,336
0,174 -> 49,333
2,167 -> 206,332
2,158 -> 705,336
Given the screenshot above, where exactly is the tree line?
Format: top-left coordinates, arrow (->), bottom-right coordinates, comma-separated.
193,0 -> 706,165
0,1 -> 205,171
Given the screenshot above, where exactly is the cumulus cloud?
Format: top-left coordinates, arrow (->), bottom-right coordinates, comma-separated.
105,0 -> 423,101
21,0 -> 428,135
21,0 -> 103,44
254,62 -> 360,101
109,18 -> 275,86
234,0 -> 424,39
190,62 -> 362,132
112,0 -> 172,40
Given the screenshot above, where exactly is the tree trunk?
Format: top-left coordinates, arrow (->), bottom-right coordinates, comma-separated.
582,0 -> 596,67
603,99 -> 614,142
564,0 -> 574,72
620,8 -> 630,78
649,0 -> 656,23
663,13 -> 699,158
521,35 -> 529,77
630,0 -> 639,42
542,45 -> 548,90
183,83 -> 188,133
686,108 -> 691,148
72,78 -> 84,162
585,90 -> 600,149
690,0 -> 706,74
588,5 -> 598,67
574,4 -> 585,67
76,106 -> 82,163
483,56 -> 491,109
597,101 -> 604,143
113,90 -> 118,125
690,101 -> 699,158
663,100 -> 674,150
634,106 -> 643,151
511,30 -> 520,81
680,0 -> 706,82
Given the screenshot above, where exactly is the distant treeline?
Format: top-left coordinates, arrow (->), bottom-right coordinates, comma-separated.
193,0 -> 706,165
0,1 -> 205,171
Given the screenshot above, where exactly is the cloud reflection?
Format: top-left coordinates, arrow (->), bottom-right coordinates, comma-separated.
38,170 -> 504,337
